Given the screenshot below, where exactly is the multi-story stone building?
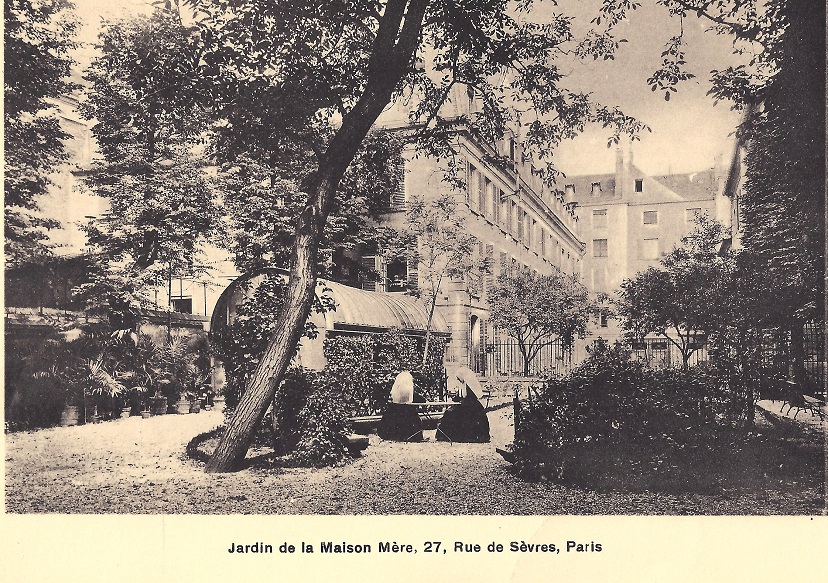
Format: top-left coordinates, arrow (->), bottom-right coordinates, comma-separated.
362,90 -> 587,376
567,144 -> 734,356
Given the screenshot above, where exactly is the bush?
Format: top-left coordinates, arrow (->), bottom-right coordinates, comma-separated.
511,343 -> 749,487
267,332 -> 446,467
270,368 -> 352,467
4,335 -> 68,430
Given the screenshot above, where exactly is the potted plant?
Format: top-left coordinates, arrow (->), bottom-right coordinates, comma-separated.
174,389 -> 192,414
57,365 -> 84,427
82,358 -> 126,420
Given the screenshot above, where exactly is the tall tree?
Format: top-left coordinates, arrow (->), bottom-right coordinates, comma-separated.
4,0 -> 78,266
489,269 -> 596,376
387,193 -> 483,365
736,0 -> 825,387
76,9 -> 220,328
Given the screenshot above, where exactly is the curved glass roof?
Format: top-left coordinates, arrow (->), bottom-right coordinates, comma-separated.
211,269 -> 450,336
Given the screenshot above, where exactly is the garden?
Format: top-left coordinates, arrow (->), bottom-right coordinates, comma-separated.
4,321 -> 212,433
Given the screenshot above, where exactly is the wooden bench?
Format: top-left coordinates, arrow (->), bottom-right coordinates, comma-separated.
780,381 -> 825,420
349,402 -> 458,433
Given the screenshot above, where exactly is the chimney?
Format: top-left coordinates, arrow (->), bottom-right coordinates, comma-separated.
615,142 -> 631,198
564,184 -> 576,204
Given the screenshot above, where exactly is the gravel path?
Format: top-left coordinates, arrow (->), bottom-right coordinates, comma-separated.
5,404 -> 824,514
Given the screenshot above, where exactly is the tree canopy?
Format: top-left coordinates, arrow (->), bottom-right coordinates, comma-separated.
489,269 -> 596,376
77,9 -> 220,324
738,0 -> 824,328
4,0 -> 78,266
617,216 -> 735,369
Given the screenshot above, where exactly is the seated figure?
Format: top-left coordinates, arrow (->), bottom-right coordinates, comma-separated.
378,371 -> 422,441
437,368 -> 490,443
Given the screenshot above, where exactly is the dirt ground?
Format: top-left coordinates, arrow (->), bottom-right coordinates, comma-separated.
4,401 -> 825,514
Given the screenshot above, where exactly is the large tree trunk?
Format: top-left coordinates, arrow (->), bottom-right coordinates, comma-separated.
206,205 -> 321,472
205,0 -> 429,473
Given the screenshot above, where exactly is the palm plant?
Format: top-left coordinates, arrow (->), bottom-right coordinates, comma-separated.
82,357 -> 126,398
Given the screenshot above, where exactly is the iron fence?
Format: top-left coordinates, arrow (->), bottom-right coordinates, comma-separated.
472,338 -> 572,377
627,324 -> 825,391
755,323 -> 825,391
628,338 -> 709,369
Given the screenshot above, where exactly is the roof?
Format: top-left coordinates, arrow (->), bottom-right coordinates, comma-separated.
563,174 -> 619,202
650,170 -> 718,201
323,280 -> 450,334
565,167 -> 717,204
210,269 -> 450,336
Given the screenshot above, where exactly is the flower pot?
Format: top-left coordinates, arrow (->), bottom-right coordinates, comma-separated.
189,400 -> 201,414
150,397 -> 168,416
120,408 -> 131,419
60,405 -> 81,427
140,411 -> 152,419
175,399 -> 191,414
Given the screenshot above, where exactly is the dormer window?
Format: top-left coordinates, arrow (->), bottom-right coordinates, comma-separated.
591,181 -> 601,194
635,179 -> 643,192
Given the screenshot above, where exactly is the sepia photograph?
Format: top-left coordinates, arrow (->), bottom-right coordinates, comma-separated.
3,0 -> 826,579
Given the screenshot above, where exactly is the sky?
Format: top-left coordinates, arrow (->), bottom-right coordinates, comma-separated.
547,0 -> 746,177
69,0 -> 745,178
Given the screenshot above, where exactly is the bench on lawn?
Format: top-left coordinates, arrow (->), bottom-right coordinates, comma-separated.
780,380 -> 825,420
345,433 -> 369,455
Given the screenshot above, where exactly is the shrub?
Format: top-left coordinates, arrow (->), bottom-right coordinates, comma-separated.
511,342 -> 749,487
4,335 -> 68,430
270,368 -> 352,467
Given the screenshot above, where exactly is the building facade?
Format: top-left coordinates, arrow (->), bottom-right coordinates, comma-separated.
362,91 -> 587,377
567,145 -> 733,357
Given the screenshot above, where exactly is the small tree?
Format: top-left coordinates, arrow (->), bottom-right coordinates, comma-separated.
488,270 -> 596,376
388,193 -> 483,365
617,216 -> 734,370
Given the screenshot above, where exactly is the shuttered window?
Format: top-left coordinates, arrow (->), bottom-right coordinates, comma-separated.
390,161 -> 406,208
489,182 -> 499,223
466,163 -> 474,206
485,244 -> 494,294
360,256 -> 378,291
477,176 -> 485,215
517,207 -> 524,240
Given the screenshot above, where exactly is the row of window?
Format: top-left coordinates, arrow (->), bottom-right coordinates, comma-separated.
591,207 -> 704,228
467,163 -> 569,264
592,238 -> 661,260
361,244 -> 576,296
